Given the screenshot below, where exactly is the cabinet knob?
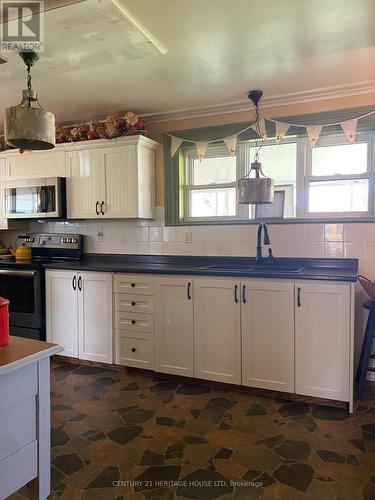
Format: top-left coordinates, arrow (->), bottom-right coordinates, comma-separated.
131,319 -> 136,325
131,283 -> 135,287
131,301 -> 136,306
131,347 -> 136,352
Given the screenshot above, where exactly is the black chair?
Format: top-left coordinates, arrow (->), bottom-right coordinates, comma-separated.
355,300 -> 375,399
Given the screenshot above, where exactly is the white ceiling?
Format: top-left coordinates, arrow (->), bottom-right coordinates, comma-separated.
1,0 -> 375,126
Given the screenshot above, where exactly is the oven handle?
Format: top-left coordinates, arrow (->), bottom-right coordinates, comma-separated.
0,270 -> 38,277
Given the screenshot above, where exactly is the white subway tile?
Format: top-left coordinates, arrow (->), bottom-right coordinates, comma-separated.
163,227 -> 175,242
358,261 -> 375,279
345,223 -> 366,242
175,242 -> 190,255
269,224 -> 305,242
325,224 -> 344,242
365,242 -> 375,261
324,242 -> 344,258
136,242 -> 150,254
149,226 -> 162,242
175,227 -> 189,242
273,242 -> 306,257
234,225 -> 256,242
135,227 -> 149,242
124,242 -> 137,254
190,242 -> 205,256
204,242 -> 220,256
220,242 -> 235,256
162,242 -> 176,255
235,242 -> 252,256
345,242 -> 365,260
149,242 -> 162,255
305,224 -> 324,242
306,242 -> 325,258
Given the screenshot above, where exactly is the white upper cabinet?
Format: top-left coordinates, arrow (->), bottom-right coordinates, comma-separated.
66,136 -> 158,219
3,151 -> 67,180
194,278 -> 241,384
241,280 -> 295,393
154,277 -> 194,376
295,282 -> 351,401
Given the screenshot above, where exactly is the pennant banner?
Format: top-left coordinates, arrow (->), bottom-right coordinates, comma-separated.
340,118 -> 358,143
306,125 -> 323,147
250,118 -> 267,139
196,141 -> 209,160
223,135 -> 237,155
275,121 -> 291,143
170,136 -> 184,157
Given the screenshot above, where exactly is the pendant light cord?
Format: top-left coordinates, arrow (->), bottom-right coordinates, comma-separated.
245,102 -> 265,177
26,63 -> 32,107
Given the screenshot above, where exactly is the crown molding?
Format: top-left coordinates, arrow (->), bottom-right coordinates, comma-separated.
141,81 -> 375,124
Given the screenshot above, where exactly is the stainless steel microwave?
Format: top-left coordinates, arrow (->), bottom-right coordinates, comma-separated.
3,177 -> 66,218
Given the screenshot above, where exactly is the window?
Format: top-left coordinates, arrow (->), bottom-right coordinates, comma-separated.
177,132 -> 375,224
185,147 -> 238,219
305,137 -> 371,216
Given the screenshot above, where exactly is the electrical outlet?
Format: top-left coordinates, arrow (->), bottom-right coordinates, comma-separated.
185,230 -> 192,243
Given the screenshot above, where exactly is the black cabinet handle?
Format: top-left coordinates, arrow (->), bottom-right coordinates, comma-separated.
72,275 -> 76,291
101,201 -> 105,215
234,284 -> 238,304
95,201 -> 100,215
131,301 -> 136,306
297,287 -> 301,307
242,284 -> 246,304
131,347 -> 136,353
78,276 -> 82,291
131,319 -> 136,325
187,282 -> 191,300
131,283 -> 135,288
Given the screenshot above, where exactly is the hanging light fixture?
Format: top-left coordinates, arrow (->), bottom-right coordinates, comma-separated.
238,90 -> 274,204
4,52 -> 55,150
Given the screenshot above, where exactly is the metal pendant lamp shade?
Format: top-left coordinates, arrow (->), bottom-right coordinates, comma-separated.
238,89 -> 274,204
4,52 -> 55,150
238,160 -> 274,204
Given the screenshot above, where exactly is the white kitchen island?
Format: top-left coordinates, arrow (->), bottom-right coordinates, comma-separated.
0,336 -> 62,500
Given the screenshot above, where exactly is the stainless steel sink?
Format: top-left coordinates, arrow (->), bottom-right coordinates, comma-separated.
197,264 -> 303,273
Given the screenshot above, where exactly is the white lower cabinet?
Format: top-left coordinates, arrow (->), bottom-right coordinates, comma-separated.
194,278 -> 241,384
241,280 -> 295,393
46,270 -> 112,362
295,282 -> 351,401
154,277 -> 194,376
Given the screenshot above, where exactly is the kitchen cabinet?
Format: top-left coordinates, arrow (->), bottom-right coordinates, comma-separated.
154,277 -> 194,376
114,274 -> 155,369
2,150 -> 67,180
66,136 -> 158,219
0,157 -> 28,230
194,278 -> 241,384
46,270 -> 112,362
241,280 -> 295,393
295,282 -> 351,401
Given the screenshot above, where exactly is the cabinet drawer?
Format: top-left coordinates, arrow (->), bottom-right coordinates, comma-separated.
114,275 -> 154,295
0,440 -> 37,499
115,331 -> 154,369
115,311 -> 154,333
0,397 -> 36,461
0,364 -> 37,413
115,294 -> 154,314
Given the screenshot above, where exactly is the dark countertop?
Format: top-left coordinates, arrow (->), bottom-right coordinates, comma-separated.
41,254 -> 359,282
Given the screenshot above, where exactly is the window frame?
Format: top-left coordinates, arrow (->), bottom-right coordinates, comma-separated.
177,131 -> 375,225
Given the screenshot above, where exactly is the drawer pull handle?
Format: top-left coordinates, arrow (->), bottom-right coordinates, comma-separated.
131,283 -> 135,287
131,320 -> 136,325
131,347 -> 136,352
131,301 -> 136,306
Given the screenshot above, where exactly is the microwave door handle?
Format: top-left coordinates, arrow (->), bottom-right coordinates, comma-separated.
40,187 -> 48,213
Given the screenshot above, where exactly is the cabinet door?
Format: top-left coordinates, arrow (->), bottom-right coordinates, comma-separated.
155,277 -> 194,376
295,282 -> 350,401
66,150 -> 104,218
102,146 -> 138,218
46,270 -> 78,358
4,151 -> 66,179
194,278 -> 241,384
242,280 -> 294,393
78,272 -> 113,363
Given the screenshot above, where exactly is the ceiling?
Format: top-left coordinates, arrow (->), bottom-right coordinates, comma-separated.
1,0 -> 375,126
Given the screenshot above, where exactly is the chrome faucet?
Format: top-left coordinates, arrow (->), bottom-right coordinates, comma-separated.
256,223 -> 270,263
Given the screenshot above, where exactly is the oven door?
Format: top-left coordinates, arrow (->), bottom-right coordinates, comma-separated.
3,177 -> 65,218
0,269 -> 41,329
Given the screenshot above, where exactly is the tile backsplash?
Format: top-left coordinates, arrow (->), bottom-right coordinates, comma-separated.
2,207 -> 368,279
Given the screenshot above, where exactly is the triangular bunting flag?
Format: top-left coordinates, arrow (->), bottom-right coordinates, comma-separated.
306,125 -> 323,147
196,141 -> 209,160
170,136 -> 184,157
250,118 -> 267,139
275,121 -> 291,143
223,135 -> 237,155
340,118 -> 358,143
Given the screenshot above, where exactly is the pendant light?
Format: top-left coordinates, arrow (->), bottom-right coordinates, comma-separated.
238,90 -> 274,204
4,52 -> 55,150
